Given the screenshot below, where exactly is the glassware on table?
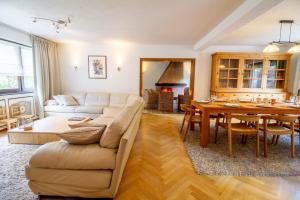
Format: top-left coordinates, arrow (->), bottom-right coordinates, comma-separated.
16,116 -> 33,130
230,96 -> 238,103
295,96 -> 300,105
263,98 -> 269,104
289,96 -> 296,104
210,95 -> 217,102
16,117 -> 25,128
23,118 -> 33,131
256,98 -> 262,103
271,98 -> 276,105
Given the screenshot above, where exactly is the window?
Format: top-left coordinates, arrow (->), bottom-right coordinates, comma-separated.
0,41 -> 34,93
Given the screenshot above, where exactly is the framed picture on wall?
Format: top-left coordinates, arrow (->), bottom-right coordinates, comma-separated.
88,55 -> 107,79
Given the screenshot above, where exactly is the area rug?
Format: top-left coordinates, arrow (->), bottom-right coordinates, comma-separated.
183,122 -> 300,176
0,136 -> 113,200
0,135 -> 39,200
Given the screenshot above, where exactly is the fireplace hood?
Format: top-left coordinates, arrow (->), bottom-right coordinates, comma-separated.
155,62 -> 187,87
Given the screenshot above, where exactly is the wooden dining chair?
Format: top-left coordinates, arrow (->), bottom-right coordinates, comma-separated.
214,113 -> 227,144
261,115 -> 297,158
216,114 -> 260,157
282,116 -> 300,145
180,104 -> 201,141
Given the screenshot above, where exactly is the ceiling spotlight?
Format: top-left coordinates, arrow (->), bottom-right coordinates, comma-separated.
31,16 -> 71,33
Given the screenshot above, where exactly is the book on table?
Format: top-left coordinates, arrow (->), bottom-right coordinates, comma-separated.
68,117 -> 87,121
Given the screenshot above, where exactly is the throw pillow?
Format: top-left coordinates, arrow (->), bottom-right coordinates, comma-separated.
59,95 -> 79,106
60,127 -> 106,145
53,95 -> 63,105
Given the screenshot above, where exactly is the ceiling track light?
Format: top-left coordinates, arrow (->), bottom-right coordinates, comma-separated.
263,20 -> 300,54
31,16 -> 71,33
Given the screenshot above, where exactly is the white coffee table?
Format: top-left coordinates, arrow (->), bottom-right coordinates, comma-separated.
8,116 -> 90,144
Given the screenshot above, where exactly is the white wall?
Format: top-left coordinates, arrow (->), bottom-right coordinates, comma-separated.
58,42 -> 300,100
182,61 -> 191,84
142,61 -> 169,90
58,42 -> 213,99
0,23 -> 31,46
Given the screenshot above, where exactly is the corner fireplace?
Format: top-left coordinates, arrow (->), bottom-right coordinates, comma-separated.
155,62 -> 187,96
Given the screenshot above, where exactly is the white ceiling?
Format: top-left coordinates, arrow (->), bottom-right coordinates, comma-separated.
0,0 -> 244,45
215,0 -> 300,46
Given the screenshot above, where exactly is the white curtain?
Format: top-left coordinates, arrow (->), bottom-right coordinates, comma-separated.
32,35 -> 61,117
0,41 -> 23,75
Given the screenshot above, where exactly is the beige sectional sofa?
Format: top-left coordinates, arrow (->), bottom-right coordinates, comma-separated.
26,93 -> 144,198
44,92 -> 134,118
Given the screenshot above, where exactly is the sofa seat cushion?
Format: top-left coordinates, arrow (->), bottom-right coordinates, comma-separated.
102,107 -> 124,118
44,106 -> 76,113
74,106 -> 104,114
30,140 -> 117,170
26,167 -> 112,189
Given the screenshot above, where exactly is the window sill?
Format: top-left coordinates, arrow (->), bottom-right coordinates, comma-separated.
0,91 -> 34,96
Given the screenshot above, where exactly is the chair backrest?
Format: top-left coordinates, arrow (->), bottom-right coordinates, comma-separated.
226,114 -> 260,123
184,87 -> 190,96
262,115 -> 297,123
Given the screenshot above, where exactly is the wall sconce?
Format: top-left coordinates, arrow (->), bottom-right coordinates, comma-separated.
74,66 -> 78,71
117,66 -> 121,71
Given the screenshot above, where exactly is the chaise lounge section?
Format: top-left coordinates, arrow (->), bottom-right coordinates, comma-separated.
25,93 -> 144,198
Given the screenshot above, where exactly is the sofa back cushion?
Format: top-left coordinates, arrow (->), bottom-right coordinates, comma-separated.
126,95 -> 140,106
64,92 -> 86,105
109,93 -> 129,107
85,92 -> 110,106
59,95 -> 79,106
100,106 -> 135,148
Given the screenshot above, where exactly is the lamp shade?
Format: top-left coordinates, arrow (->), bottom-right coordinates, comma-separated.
263,44 -> 280,53
288,44 -> 300,54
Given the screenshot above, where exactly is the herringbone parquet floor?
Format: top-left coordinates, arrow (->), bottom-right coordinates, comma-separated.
115,114 -> 300,200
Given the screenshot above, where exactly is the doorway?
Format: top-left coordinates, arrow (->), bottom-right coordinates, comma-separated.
140,58 -> 195,112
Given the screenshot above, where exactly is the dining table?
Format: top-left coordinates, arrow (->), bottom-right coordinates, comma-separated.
191,100 -> 300,148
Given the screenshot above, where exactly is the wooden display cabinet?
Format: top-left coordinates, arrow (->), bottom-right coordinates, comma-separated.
210,52 -> 291,101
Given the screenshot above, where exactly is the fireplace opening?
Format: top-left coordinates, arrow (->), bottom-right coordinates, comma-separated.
140,58 -> 195,113
161,87 -> 173,93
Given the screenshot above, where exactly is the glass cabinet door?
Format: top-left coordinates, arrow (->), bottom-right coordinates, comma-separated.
267,60 -> 287,89
242,59 -> 263,88
218,58 -> 239,88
